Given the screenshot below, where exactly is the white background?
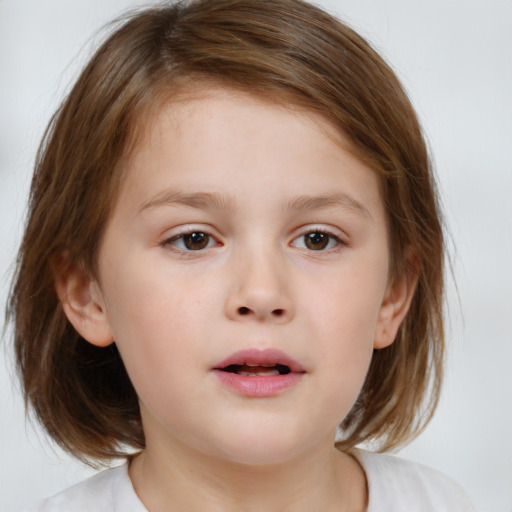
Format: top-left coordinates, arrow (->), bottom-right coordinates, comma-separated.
1,1 -> 511,511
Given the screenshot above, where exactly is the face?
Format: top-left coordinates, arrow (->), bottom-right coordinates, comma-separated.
66,88 -> 411,466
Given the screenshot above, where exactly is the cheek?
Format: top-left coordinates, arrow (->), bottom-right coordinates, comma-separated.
306,261 -> 388,344
102,251 -> 215,334
302,262 -> 387,405
99,262 -> 216,391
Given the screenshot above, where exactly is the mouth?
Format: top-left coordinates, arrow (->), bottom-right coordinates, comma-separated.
220,363 -> 292,377
212,349 -> 305,397
213,348 -> 304,374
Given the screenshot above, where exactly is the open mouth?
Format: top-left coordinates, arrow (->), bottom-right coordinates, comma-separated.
213,348 -> 304,376
212,349 -> 304,396
220,363 -> 292,377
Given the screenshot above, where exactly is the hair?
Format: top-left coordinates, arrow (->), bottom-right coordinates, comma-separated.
7,0 -> 444,464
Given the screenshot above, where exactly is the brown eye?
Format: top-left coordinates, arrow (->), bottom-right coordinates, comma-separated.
167,231 -> 216,251
304,232 -> 329,250
291,230 -> 341,251
182,232 -> 211,250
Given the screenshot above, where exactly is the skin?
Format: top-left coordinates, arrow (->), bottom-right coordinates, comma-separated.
58,88 -> 416,511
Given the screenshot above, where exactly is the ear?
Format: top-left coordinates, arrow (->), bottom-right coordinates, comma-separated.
52,252 -> 114,347
374,254 -> 419,350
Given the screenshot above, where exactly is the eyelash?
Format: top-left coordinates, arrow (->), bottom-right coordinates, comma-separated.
161,227 -> 345,254
290,228 -> 344,252
162,229 -> 220,253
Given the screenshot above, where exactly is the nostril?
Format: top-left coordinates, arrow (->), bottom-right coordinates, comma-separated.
235,307 -> 286,318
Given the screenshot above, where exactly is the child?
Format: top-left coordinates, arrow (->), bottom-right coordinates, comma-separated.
7,0 -> 475,510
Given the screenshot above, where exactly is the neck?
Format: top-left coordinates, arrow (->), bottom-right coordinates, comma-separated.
129,435 -> 367,512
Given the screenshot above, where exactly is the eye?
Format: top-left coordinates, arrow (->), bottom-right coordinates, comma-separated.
166,231 -> 217,251
291,230 -> 342,251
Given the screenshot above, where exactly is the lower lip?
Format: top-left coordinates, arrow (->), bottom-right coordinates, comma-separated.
212,370 -> 304,397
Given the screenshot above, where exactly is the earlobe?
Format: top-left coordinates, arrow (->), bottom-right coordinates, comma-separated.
374,259 -> 418,350
52,253 -> 114,347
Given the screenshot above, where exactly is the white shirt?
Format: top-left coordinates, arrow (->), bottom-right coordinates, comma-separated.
23,450 -> 475,511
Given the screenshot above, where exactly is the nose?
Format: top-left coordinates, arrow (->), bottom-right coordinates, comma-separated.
224,248 -> 294,324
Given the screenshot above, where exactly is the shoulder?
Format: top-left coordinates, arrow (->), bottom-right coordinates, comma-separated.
22,464 -> 146,512
353,449 -> 475,512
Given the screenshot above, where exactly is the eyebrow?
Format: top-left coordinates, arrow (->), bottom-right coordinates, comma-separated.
283,193 -> 372,220
139,191 -> 237,213
139,190 -> 372,220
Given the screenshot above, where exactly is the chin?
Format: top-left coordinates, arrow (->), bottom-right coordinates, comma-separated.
200,420 -> 322,467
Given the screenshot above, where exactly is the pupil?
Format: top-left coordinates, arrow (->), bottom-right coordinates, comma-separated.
184,232 -> 209,250
305,232 -> 328,250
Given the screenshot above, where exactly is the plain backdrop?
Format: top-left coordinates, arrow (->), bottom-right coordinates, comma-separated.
1,1 -> 511,511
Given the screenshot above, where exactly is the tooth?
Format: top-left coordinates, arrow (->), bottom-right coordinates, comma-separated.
238,369 -> 280,376
245,363 -> 276,368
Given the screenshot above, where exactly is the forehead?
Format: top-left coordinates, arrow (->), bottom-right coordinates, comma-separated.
129,82 -> 359,163
114,87 -> 385,222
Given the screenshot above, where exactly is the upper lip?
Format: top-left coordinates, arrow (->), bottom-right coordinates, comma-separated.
213,348 -> 305,373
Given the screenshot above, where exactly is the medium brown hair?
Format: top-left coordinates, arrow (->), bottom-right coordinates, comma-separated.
7,0 -> 444,463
